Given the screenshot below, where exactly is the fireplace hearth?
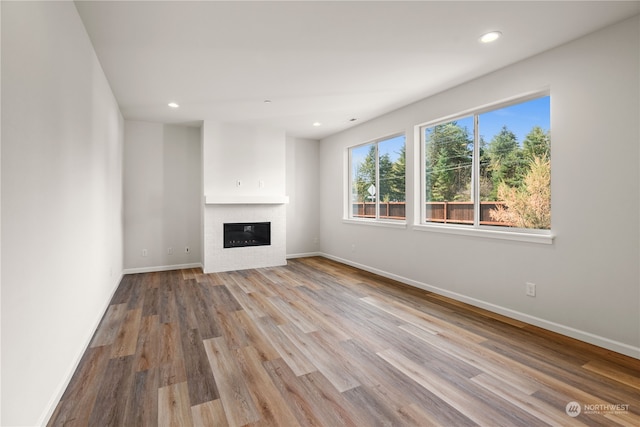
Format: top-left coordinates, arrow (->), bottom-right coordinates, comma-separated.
224,222 -> 271,248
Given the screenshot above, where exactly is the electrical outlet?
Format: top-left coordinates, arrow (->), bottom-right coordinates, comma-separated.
167,247 -> 173,255
526,282 -> 536,297
351,244 -> 356,253
259,180 -> 264,188
142,249 -> 148,257
185,246 -> 190,254
236,179 -> 242,187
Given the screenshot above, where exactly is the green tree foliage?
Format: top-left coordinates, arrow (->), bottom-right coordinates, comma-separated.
353,145 -> 376,202
353,144 -> 405,203
386,145 -> 406,202
425,122 -> 472,202
522,126 -> 550,162
486,126 -> 524,198
378,151 -> 394,201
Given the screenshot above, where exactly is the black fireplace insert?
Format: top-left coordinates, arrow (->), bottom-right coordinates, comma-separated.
223,222 -> 271,248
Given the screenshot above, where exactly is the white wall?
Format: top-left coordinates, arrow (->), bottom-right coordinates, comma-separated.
1,2 -> 124,425
203,121 -> 286,198
319,16 -> 640,357
123,121 -> 202,271
286,137 -> 321,256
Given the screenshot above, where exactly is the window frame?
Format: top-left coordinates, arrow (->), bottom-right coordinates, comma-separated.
415,91 -> 554,244
345,132 -> 407,226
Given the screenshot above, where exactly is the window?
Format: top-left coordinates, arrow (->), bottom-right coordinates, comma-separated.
422,95 -> 550,231
349,134 -> 406,221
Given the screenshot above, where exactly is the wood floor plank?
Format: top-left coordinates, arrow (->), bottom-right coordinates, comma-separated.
159,278 -> 179,324
228,310 -> 281,362
47,346 -> 110,427
123,368 -> 159,427
263,357 -> 359,427
191,400 -> 228,427
89,303 -> 128,347
362,295 -> 487,343
203,336 -> 260,427
470,372 -> 589,427
398,402 -> 450,427
268,295 -> 319,333
180,327 -> 220,405
278,323 -> 360,392
111,308 -> 142,358
582,360 -> 640,390
399,322 -> 541,395
126,274 -> 145,310
158,381 -> 194,427
142,286 -> 160,317
377,348 -> 541,427
341,385 -> 406,426
208,282 -> 244,312
134,314 -> 160,371
87,355 -> 135,426
235,345 -> 302,427
158,358 -> 188,388
216,309 -> 250,350
338,338 -> 477,427
174,279 -> 201,331
287,289 -> 353,341
247,291 -> 290,325
261,358 -> 323,427
49,258 -> 640,427
159,322 -> 183,365
481,339 -> 640,412
224,279 -> 268,320
255,315 -> 317,376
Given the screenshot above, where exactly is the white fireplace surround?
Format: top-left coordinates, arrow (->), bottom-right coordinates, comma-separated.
203,198 -> 287,273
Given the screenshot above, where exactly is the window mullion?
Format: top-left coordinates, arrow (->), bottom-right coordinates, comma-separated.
473,114 -> 480,227
375,142 -> 380,219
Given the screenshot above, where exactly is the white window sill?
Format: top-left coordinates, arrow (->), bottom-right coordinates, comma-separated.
412,223 -> 554,244
343,218 -> 408,229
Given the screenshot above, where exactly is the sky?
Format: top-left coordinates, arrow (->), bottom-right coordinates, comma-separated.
351,95 -> 550,171
479,96 -> 550,144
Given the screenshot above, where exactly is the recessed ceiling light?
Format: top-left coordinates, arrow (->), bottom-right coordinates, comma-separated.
479,31 -> 502,43
168,102 -> 179,108
264,99 -> 272,104
313,122 -> 322,127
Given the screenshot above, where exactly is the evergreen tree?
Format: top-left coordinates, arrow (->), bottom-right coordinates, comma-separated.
487,126 -> 523,198
425,122 -> 472,201
387,145 -> 406,202
523,126 -> 550,162
354,145 -> 376,202
378,152 -> 393,201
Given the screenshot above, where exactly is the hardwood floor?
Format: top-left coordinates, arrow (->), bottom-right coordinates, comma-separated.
49,257 -> 640,426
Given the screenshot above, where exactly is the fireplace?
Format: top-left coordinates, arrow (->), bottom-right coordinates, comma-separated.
205,202 -> 285,272
224,222 -> 271,248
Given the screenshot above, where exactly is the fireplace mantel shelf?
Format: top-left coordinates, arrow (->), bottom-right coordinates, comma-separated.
205,195 -> 289,205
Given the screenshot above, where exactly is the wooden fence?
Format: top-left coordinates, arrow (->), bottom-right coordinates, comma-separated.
352,201 -> 510,226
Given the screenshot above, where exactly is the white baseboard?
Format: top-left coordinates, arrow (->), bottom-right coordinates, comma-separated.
39,271 -> 124,426
287,251 -> 322,259
320,253 -> 640,360
123,262 -> 203,275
